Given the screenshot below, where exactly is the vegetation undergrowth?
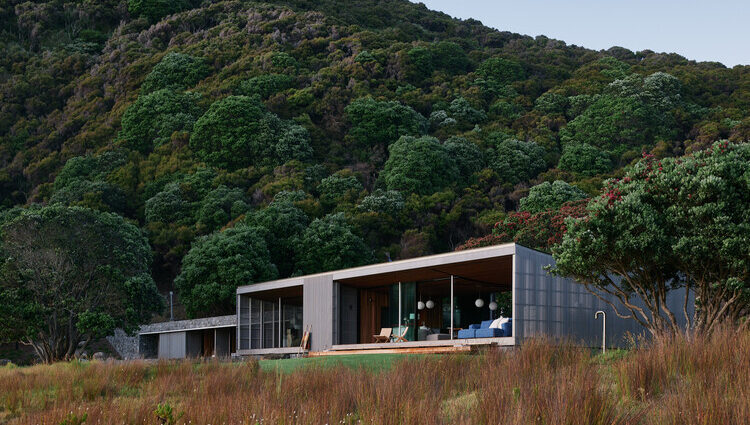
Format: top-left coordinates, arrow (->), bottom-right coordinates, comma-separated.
0,328 -> 747,425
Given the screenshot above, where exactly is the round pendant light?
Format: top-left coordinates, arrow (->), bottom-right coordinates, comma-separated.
425,300 -> 435,309
475,298 -> 485,308
417,301 -> 425,310
489,301 -> 498,311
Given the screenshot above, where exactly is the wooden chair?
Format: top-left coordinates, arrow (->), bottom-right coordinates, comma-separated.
392,326 -> 409,343
373,328 -> 392,343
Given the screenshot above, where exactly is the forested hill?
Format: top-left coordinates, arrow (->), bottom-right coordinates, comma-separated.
2,0 -> 749,318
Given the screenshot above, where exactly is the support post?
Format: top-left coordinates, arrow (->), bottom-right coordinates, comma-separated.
450,275 -> 454,340
398,281 -> 402,336
278,297 -> 282,348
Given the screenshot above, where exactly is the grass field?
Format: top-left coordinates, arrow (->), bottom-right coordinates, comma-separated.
1,328 -> 748,425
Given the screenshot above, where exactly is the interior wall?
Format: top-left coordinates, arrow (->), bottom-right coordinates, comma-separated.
359,288 -> 389,343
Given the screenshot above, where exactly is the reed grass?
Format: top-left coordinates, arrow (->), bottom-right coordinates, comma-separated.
1,328 -> 747,425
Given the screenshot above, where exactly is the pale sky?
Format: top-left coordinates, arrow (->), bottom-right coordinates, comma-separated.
414,0 -> 749,67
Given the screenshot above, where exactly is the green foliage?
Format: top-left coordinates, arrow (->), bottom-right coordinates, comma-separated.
141,52 -> 210,93
120,89 -> 202,152
357,189 -> 405,215
175,225 -> 278,317
318,173 -> 363,206
237,73 -> 295,98
443,137 -> 484,180
154,402 -> 183,425
54,151 -> 128,191
345,97 -> 427,150
245,196 -> 310,278
296,213 -> 373,274
520,180 -> 588,214
49,179 -> 127,213
553,142 -> 750,334
558,143 -> 613,176
487,139 -> 547,185
0,205 -> 162,362
127,0 -> 194,22
476,57 -> 525,84
59,412 -> 87,425
560,72 -> 683,155
190,95 -> 312,170
379,136 -> 458,195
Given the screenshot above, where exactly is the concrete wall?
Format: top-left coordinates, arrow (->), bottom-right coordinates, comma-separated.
513,245 -> 692,347
302,274 -> 335,351
158,332 -> 186,359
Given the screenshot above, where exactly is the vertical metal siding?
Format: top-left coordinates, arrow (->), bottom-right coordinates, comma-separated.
302,274 -> 335,351
513,245 -> 692,347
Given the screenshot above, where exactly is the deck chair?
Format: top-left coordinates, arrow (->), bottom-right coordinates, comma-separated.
373,328 -> 392,343
392,327 -> 409,343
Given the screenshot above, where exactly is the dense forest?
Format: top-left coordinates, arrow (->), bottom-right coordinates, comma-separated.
1,0 -> 749,323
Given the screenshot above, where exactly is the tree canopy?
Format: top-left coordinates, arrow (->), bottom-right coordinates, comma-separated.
189,95 -> 312,169
552,142 -> 750,335
175,225 -> 278,317
0,206 -> 162,362
520,180 -> 588,214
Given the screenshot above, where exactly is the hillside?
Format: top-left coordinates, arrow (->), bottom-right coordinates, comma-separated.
1,0 -> 749,319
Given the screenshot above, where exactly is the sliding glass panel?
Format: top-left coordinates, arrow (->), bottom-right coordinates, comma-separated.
262,301 -> 276,348
250,298 -> 261,349
239,296 -> 250,350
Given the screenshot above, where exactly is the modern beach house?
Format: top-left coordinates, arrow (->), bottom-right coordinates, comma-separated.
135,243 -> 690,359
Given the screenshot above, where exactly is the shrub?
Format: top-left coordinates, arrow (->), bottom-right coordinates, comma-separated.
120,89 -> 202,152
141,52 -> 210,93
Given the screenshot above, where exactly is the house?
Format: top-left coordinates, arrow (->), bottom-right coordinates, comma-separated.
135,243 -> 690,359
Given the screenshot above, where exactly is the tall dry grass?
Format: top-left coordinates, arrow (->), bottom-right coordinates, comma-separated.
0,328 -> 747,425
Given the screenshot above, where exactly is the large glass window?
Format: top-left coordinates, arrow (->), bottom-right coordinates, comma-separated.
240,295 -> 303,350
250,298 -> 261,349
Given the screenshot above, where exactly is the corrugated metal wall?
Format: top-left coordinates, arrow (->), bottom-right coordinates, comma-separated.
302,274 -> 335,351
513,245 -> 692,347
158,332 -> 186,359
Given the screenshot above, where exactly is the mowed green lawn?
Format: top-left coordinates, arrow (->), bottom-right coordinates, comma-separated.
258,353 -> 426,373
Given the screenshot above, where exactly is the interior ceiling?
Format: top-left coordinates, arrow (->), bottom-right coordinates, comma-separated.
245,285 -> 303,301
336,256 -> 512,289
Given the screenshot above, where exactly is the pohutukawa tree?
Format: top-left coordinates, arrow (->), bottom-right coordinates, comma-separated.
552,141 -> 750,336
0,206 -> 163,362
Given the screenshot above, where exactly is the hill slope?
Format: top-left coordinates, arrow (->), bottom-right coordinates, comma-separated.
1,0 -> 749,317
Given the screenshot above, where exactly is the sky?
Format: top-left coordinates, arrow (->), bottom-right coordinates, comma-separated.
414,0 -> 749,67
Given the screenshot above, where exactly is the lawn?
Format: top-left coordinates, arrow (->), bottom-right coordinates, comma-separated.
258,353 -> 420,373
1,328 -> 748,425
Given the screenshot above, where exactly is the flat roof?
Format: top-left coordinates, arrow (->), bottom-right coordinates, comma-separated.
138,315 -> 236,335
238,243 -> 527,294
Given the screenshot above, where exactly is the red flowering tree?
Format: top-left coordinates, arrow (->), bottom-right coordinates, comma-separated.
552,141 -> 750,336
456,199 -> 588,252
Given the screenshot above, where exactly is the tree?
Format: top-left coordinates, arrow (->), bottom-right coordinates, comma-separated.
443,137 -> 484,181
344,97 -> 427,150
520,180 -> 588,214
456,199 -> 588,252
476,57 -> 525,84
245,197 -> 310,278
237,73 -> 295,99
487,139 -> 547,185
175,225 -> 278,317
357,189 -> 405,215
0,206 -> 162,362
296,213 -> 373,274
318,173 -> 363,206
190,95 -> 312,170
120,89 -> 202,152
141,52 -> 210,93
379,135 -> 458,195
552,142 -> 750,336
127,0 -> 194,22
557,143 -> 613,176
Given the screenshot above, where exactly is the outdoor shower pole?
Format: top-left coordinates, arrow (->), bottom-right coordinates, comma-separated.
169,291 -> 173,321
595,311 -> 606,353
450,275 -> 454,340
279,297 -> 282,348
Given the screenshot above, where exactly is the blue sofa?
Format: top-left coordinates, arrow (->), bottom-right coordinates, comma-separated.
457,319 -> 512,339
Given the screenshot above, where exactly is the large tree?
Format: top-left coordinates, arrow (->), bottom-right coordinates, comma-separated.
296,213 -> 373,274
552,141 -> 750,335
175,225 -> 278,317
189,95 -> 312,170
0,206 -> 163,362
